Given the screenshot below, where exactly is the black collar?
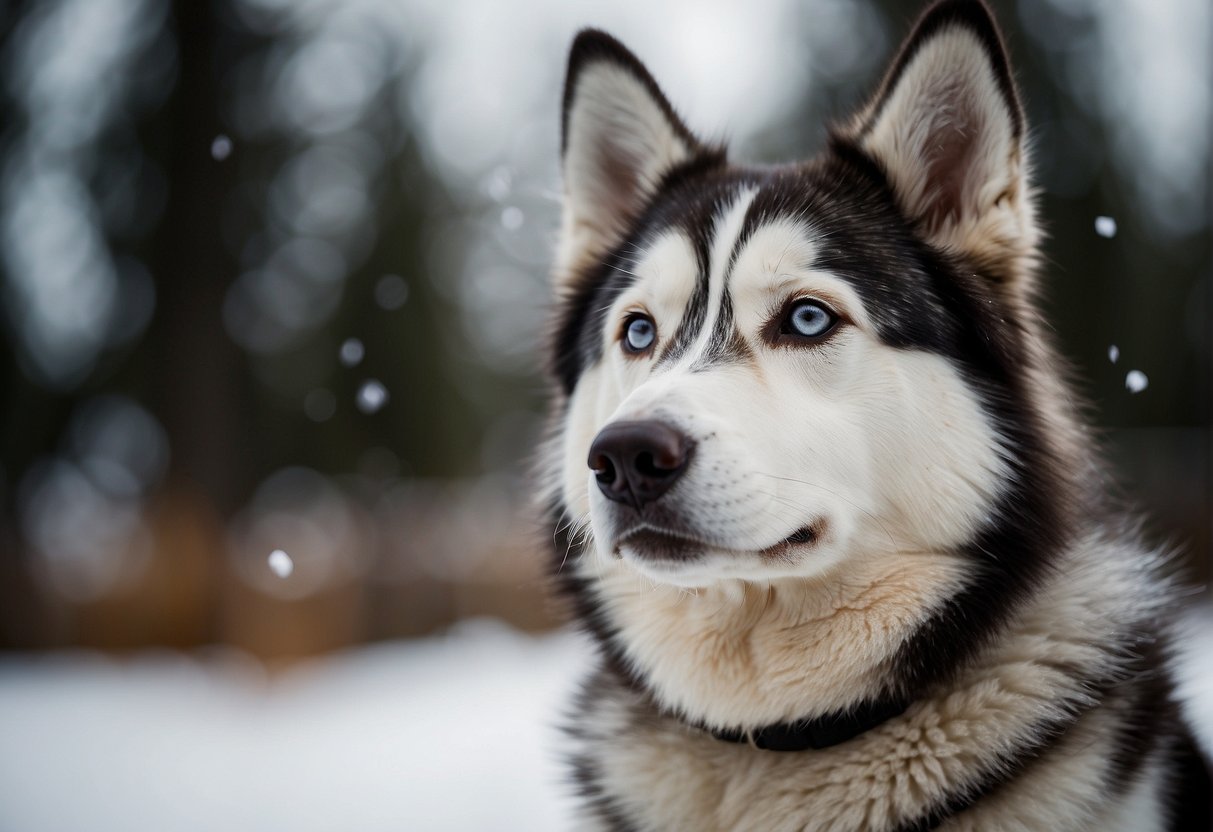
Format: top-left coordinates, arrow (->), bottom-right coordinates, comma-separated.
706,698 -> 911,751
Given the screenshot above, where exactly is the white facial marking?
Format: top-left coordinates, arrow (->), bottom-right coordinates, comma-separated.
671,188 -> 759,370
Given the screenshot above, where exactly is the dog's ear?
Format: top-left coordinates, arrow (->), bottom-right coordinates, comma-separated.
846,0 -> 1036,274
558,30 -> 711,277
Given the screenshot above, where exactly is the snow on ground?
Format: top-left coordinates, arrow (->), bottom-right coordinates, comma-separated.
0,621 -> 588,832
0,613 -> 1209,831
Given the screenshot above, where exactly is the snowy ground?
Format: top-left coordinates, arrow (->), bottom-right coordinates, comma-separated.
0,615 -> 1209,832
0,621 -> 588,832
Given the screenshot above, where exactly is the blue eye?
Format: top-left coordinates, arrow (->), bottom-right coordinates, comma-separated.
624,315 -> 656,353
784,300 -> 837,339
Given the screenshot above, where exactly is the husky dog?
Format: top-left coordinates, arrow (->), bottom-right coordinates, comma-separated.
543,1 -> 1209,829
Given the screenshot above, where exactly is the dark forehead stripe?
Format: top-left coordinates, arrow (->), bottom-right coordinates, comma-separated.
660,181 -> 772,369
684,189 -> 786,369
654,178 -> 780,369
690,289 -> 753,368
651,184 -> 727,367
682,191 -> 767,370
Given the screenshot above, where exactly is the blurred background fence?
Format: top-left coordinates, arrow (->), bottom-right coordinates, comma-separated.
0,0 -> 1209,663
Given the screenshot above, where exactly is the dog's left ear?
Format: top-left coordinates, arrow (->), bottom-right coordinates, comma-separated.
558,30 -> 714,278
846,0 -> 1036,272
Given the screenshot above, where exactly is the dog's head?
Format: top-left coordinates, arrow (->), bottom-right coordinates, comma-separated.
549,1 -> 1067,600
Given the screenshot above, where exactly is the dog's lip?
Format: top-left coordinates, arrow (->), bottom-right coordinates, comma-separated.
614,527 -> 705,561
614,523 -> 820,561
758,523 -> 821,558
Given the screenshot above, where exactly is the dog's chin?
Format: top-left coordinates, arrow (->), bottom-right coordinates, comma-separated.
611,524 -> 824,588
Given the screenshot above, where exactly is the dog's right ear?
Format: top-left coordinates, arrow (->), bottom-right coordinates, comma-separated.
558,31 -> 709,276
840,0 -> 1035,279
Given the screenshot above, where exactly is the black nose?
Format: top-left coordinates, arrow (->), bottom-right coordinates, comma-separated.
588,421 -> 691,510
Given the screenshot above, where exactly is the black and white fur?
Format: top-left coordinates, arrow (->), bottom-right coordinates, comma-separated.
542,2 -> 1210,829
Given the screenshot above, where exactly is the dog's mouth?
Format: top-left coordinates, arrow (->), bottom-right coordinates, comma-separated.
614,523 -> 821,562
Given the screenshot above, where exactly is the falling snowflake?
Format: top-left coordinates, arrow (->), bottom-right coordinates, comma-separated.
1125,370 -> 1148,394
356,379 -> 389,413
268,549 -> 294,578
1108,345 -> 1119,364
1094,216 -> 1117,238
211,134 -> 233,161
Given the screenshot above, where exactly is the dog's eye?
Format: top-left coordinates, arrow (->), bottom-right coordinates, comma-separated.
623,315 -> 657,353
783,300 -> 837,340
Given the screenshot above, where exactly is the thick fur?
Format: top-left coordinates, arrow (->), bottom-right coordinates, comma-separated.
543,2 -> 1209,830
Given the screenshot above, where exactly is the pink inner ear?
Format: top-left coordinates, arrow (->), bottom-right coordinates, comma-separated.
594,138 -> 643,230
920,95 -> 982,232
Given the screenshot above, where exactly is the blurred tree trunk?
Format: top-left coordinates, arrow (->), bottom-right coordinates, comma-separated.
144,0 -> 250,516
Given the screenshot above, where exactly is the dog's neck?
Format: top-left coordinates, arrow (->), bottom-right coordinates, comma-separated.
586,548 -> 970,731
